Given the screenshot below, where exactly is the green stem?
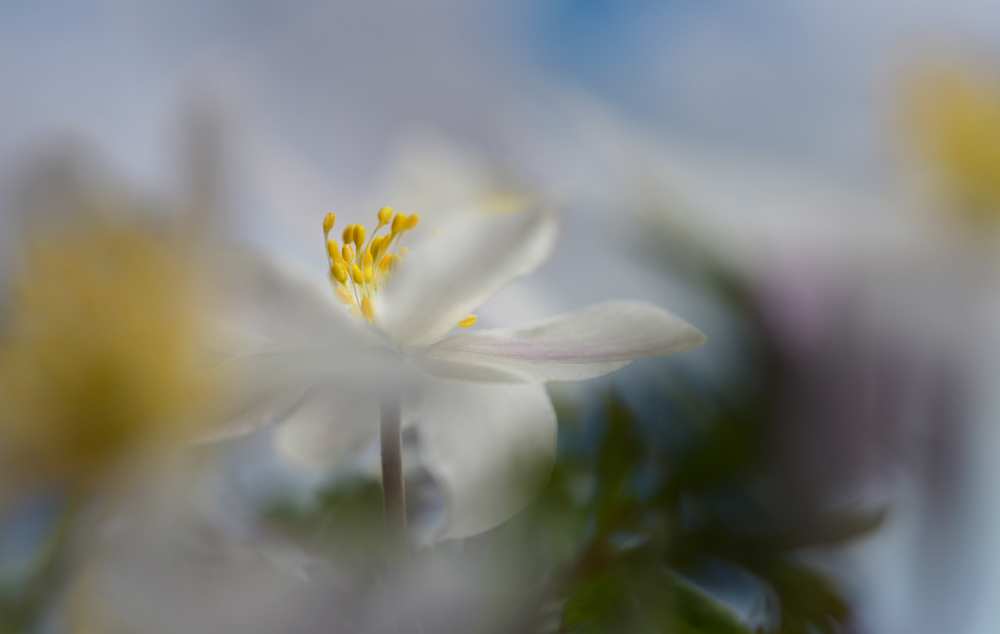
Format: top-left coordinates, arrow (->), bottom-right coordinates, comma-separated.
379,396 -> 406,546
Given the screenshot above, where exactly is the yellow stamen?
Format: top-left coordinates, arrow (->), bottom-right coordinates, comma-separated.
326,239 -> 341,262
361,296 -> 375,322
319,207 -> 418,325
371,236 -> 387,260
335,284 -> 355,305
362,251 -> 374,283
330,262 -> 348,284
458,314 -> 478,328
378,253 -> 396,272
350,263 -> 364,285
391,214 -> 405,236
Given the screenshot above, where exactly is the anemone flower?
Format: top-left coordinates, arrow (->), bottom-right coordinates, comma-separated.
226,204 -> 704,540
0,221 -> 214,493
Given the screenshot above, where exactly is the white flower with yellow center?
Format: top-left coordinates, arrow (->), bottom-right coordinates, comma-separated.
228,204 -> 704,540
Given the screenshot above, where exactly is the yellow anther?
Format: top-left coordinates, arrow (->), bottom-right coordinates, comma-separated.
330,261 -> 348,284
391,214 -> 405,236
318,204 -> 422,322
371,236 -> 386,260
326,239 -> 341,262
362,251 -> 375,283
335,284 -> 355,305
361,296 -> 375,322
458,314 -> 478,328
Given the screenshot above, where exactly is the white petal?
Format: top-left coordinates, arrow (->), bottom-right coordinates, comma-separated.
406,378 -> 556,540
200,247 -> 400,440
375,208 -> 557,347
198,378 -> 311,443
200,340 -> 404,444
421,301 -> 706,383
206,245 -> 365,349
377,132 -> 499,223
274,386 -> 379,473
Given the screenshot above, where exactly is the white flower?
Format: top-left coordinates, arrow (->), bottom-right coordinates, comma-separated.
224,205 -> 704,540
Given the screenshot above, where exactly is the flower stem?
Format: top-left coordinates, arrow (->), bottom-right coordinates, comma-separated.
379,396 -> 407,546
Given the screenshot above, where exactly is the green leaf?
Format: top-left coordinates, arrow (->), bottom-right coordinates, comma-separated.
562,569 -> 632,633
665,573 -> 754,634
595,395 -> 644,533
763,562 -> 849,634
263,477 -> 387,568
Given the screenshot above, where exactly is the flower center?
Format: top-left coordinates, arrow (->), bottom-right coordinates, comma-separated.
321,208 -> 477,329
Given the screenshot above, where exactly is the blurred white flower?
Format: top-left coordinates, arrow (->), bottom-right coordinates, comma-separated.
902,61 -> 1000,229
225,204 -> 704,540
0,218 -> 219,494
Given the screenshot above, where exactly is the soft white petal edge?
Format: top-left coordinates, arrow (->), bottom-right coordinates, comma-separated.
197,343 -> 398,444
406,378 -> 557,540
273,387 -> 379,473
376,207 -> 558,347
199,247 -> 394,441
205,245 -> 371,348
420,301 -> 706,383
197,379 -> 311,443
